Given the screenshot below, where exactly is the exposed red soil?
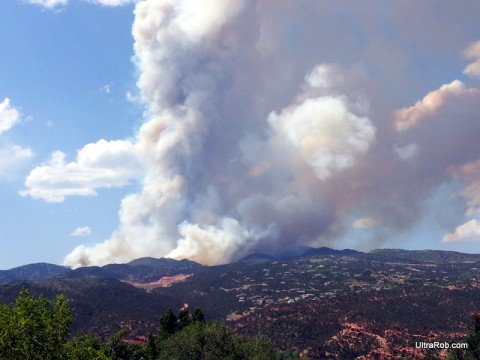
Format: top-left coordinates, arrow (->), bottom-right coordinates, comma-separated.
124,273 -> 192,291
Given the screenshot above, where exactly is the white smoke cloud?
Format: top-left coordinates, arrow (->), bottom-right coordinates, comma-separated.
167,218 -> 275,265
305,64 -> 344,90
444,159 -> 480,243
448,159 -> 480,216
20,139 -> 143,202
352,218 -> 381,229
461,182 -> 480,217
64,0 -> 249,267
394,80 -> 476,132
394,80 -> 480,245
63,1 -> 480,267
464,41 -> 480,78
393,143 -> 418,162
268,96 -> 375,180
64,0 -> 377,267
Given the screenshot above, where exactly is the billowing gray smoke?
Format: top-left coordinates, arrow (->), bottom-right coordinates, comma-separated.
64,0 -> 480,267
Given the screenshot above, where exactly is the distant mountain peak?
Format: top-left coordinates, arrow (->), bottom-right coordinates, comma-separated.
0,263 -> 70,285
238,246 -> 363,263
237,253 -> 275,263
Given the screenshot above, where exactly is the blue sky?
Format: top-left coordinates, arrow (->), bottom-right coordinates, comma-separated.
0,0 -> 140,268
2,0 -> 480,269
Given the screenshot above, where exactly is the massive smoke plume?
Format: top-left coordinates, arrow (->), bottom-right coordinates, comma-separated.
63,0 -> 480,267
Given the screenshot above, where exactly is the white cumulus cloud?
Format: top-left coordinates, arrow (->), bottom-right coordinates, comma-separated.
86,0 -> 137,6
20,139 -> 143,202
0,145 -> 34,180
24,0 -> 136,9
24,0 -> 68,9
0,98 -> 34,179
0,98 -> 22,135
71,226 -> 92,237
443,219 -> 480,243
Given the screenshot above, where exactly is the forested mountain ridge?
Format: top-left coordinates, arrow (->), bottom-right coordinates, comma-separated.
2,247 -> 479,287
0,262 -> 70,285
0,257 -> 203,285
1,248 -> 480,358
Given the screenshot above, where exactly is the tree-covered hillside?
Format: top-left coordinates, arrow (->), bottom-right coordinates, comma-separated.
0,290 -> 302,360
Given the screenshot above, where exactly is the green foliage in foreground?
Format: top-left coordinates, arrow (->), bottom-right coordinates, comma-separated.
157,320 -> 275,360
146,306 -> 303,360
447,312 -> 480,360
0,289 -> 72,360
64,336 -> 109,360
0,290 -> 304,360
